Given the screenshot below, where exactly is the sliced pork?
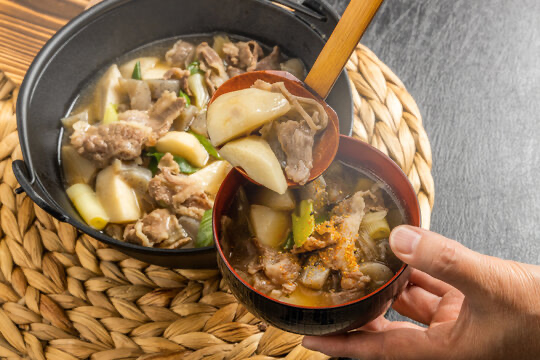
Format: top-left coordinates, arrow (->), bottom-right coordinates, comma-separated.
148,168 -> 212,220
165,40 -> 195,67
276,120 -> 315,185
124,208 -> 190,248
146,91 -> 186,144
236,41 -> 263,71
70,120 -> 152,167
255,46 -> 281,71
256,242 -> 301,294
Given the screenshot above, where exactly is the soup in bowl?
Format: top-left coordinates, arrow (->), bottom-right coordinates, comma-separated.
213,135 -> 420,335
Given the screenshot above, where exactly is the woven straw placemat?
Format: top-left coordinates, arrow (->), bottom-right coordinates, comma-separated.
0,44 -> 433,359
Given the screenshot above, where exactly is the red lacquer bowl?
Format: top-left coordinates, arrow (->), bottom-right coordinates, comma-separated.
213,135 -> 421,335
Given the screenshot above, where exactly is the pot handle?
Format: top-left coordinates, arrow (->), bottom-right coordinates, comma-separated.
270,0 -> 327,20
270,0 -> 340,39
12,160 -> 70,222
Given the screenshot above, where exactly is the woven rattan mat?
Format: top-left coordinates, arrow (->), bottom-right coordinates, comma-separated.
0,44 -> 433,359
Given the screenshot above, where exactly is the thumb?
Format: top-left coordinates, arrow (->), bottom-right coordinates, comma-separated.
389,225 -> 489,297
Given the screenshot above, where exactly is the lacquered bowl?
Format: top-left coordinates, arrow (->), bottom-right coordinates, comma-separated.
13,0 -> 353,268
213,135 -> 421,335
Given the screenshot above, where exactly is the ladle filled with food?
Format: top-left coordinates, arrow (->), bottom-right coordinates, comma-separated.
206,0 -> 384,192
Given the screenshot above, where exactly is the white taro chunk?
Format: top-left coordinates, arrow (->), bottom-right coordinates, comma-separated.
95,64 -> 123,120
358,262 -> 394,287
299,255 -> 330,290
251,187 -> 296,211
189,160 -> 232,195
249,204 -> 291,249
155,131 -> 209,168
119,57 -> 159,78
218,136 -> 288,194
95,163 -> 140,223
206,88 -> 291,146
61,145 -> 97,185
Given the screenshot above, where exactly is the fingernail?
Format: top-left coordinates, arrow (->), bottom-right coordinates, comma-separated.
390,226 -> 421,255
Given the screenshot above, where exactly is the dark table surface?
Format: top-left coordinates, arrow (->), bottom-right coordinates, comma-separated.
323,0 -> 540,325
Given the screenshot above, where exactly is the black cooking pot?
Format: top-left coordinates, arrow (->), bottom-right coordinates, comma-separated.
14,0 -> 353,268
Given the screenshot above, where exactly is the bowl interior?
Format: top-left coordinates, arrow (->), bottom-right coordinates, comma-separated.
213,135 -> 421,308
18,0 -> 353,256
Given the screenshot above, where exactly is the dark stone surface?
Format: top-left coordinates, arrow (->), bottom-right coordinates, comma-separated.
321,0 -> 540,336
325,0 -> 540,263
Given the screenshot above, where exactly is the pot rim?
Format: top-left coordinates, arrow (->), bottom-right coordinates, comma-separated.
213,134 -> 421,310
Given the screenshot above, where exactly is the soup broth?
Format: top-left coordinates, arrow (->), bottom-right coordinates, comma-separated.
221,161 -> 405,307
60,34 -> 305,249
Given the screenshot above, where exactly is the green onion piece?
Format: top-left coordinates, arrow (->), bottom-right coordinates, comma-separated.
187,60 -> 202,75
292,199 -> 315,247
178,89 -> 191,107
145,148 -> 199,175
188,73 -> 209,109
282,231 -> 294,251
189,131 -> 222,159
145,148 -> 165,175
173,155 -> 199,174
195,209 -> 214,247
102,103 -> 118,124
131,61 -> 142,80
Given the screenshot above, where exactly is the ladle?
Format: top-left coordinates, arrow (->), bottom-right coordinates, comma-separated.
209,0 -> 384,186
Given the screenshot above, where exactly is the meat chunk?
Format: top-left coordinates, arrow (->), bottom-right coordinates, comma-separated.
117,91 -> 185,146
259,122 -> 286,166
363,188 -> 387,212
332,191 -> 366,237
147,91 -> 186,144
124,209 -> 190,248
195,43 -> 228,95
222,42 -> 240,65
256,242 -> 301,294
317,192 -> 369,290
227,66 -> 245,78
255,46 -> 281,71
118,109 -> 149,123
250,272 -> 278,294
70,120 -> 152,167
276,120 -> 315,185
165,40 -> 195,67
148,168 -> 212,220
340,272 -> 370,290
157,152 -> 180,174
236,41 -> 263,71
196,42 -> 227,78
104,224 -> 125,241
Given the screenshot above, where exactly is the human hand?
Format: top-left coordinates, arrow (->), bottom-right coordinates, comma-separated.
303,225 -> 540,360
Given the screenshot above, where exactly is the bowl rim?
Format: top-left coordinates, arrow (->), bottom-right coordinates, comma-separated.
213,134 -> 421,310
15,0 -> 352,256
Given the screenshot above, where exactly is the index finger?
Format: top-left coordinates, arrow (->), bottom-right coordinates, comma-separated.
409,269 -> 455,297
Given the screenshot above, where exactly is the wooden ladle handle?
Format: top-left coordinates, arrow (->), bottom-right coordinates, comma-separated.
304,0 -> 384,99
